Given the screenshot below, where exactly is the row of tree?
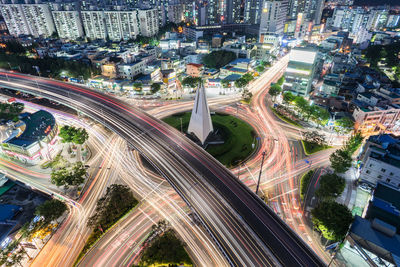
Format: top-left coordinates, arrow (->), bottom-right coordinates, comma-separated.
311,134 -> 363,242
202,50 -> 237,69
182,77 -> 202,88
329,133 -> 363,173
281,92 -> 330,127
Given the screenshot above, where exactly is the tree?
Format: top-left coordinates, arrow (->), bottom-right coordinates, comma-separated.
269,84 -> 282,101
235,78 -> 248,88
59,126 -> 89,145
51,161 -> 87,189
72,128 -> 89,145
335,117 -> 354,133
242,89 -> 253,103
133,82 -> 143,91
182,77 -> 201,88
277,76 -> 285,86
311,201 -> 353,241
283,91 -> 295,104
87,184 -> 138,230
221,79 -> 230,88
330,149 -> 352,173
35,199 -> 67,224
58,125 -> 75,143
242,73 -> 254,83
140,230 -> 192,266
316,173 -> 346,199
344,133 -> 363,155
151,83 -> 161,94
303,131 -> 326,146
312,106 -> 330,127
256,65 -> 265,72
202,50 -> 236,69
294,96 -> 309,115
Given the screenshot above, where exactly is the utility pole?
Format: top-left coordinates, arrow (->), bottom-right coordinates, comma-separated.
256,151 -> 266,195
180,117 -> 183,133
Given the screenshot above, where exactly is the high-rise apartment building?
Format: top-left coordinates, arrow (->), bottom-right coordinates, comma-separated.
104,11 -> 139,41
287,0 -> 306,20
137,8 -> 159,37
259,0 -> 288,35
226,0 -> 242,23
0,3 -> 55,37
52,11 -> 84,39
305,0 -> 324,24
244,0 -> 263,24
167,4 -> 184,24
81,11 -> 107,40
0,4 -> 29,36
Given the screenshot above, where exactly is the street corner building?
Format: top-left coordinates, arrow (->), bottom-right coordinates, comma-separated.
1,110 -> 58,165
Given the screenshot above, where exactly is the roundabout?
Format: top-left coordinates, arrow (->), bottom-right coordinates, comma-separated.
162,112 -> 258,167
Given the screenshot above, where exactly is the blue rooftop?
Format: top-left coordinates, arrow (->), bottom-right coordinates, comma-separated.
351,216 -> 400,258
4,110 -> 56,147
230,58 -> 251,65
0,204 -> 21,221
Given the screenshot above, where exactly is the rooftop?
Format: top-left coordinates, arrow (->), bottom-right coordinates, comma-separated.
0,204 -> 21,222
4,110 -> 56,147
350,216 -> 400,261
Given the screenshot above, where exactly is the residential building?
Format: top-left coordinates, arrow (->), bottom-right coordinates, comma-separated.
167,4 -> 184,24
137,8 -> 159,37
0,3 -> 55,37
52,10 -> 84,40
104,11 -> 139,41
186,63 -> 204,77
366,182 -> 400,231
259,0 -> 288,36
0,110 -> 58,165
353,89 -> 400,136
161,69 -> 176,89
81,11 -> 107,40
117,60 -> 146,80
244,0 -> 263,24
283,47 -> 317,96
358,135 -> 400,188
386,14 -> 400,28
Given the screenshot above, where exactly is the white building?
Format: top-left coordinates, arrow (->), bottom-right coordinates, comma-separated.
52,11 -> 84,39
81,11 -> 107,40
259,0 -> 288,36
0,3 -> 55,37
117,60 -> 146,80
283,47 -> 318,96
137,8 -> 159,37
359,141 -> 400,189
386,14 -> 400,28
104,11 -> 139,41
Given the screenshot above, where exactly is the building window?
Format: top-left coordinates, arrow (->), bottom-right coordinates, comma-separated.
369,164 -> 373,167
381,168 -> 386,173
386,178 -> 391,183
390,172 -> 394,176
366,170 -> 370,174
378,175 -> 382,179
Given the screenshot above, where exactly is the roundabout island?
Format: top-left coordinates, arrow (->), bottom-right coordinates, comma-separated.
162,112 -> 258,167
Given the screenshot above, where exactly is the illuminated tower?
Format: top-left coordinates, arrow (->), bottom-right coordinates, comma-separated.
187,83 -> 213,145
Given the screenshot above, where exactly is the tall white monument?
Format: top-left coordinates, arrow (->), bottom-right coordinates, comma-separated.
187,83 -> 213,145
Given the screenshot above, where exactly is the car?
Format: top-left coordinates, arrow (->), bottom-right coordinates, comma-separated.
359,184 -> 371,193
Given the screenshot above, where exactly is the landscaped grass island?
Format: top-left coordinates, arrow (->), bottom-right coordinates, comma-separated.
162,112 -> 257,167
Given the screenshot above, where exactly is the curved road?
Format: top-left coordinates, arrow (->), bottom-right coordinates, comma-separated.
0,72 -> 324,266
